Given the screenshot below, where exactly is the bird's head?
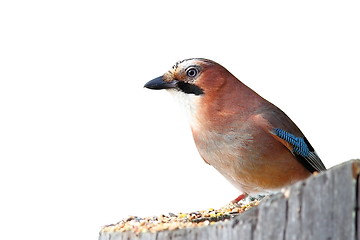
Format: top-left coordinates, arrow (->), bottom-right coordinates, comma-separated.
144,58 -> 222,126
144,58 -> 230,96
144,58 -> 248,129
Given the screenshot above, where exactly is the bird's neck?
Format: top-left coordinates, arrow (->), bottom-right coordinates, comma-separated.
193,79 -> 267,133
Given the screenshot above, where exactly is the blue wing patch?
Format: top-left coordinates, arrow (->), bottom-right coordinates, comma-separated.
273,128 -> 310,157
273,128 -> 326,172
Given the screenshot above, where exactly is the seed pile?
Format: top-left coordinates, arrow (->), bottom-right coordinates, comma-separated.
101,200 -> 260,234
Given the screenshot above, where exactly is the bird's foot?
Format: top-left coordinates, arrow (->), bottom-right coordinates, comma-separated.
230,193 -> 269,207
220,194 -> 261,214
231,193 -> 248,205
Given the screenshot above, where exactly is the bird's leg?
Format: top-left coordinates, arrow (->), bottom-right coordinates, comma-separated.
231,193 -> 248,204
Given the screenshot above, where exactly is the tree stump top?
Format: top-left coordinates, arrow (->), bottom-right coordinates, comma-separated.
99,160 -> 360,240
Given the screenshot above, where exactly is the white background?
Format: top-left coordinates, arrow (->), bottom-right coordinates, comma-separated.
1,1 -> 359,240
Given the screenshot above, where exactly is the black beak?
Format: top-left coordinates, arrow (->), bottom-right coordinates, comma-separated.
144,76 -> 178,90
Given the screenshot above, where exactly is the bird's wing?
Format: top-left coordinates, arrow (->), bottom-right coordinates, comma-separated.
252,112 -> 326,173
271,128 -> 326,172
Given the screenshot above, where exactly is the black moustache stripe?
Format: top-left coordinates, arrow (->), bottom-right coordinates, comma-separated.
176,82 -> 204,95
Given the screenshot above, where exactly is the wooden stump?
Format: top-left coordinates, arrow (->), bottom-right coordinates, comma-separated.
99,160 -> 360,240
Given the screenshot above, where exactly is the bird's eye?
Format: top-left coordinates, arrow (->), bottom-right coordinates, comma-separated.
186,67 -> 199,78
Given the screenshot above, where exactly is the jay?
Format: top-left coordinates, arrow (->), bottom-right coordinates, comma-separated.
144,58 -> 326,202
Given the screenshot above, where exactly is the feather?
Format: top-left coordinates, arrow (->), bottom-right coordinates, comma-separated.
273,128 -> 326,172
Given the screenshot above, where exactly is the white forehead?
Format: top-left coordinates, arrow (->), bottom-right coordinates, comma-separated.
172,58 -> 198,70
171,58 -> 213,72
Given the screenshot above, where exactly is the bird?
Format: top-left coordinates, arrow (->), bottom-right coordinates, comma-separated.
144,58 -> 326,202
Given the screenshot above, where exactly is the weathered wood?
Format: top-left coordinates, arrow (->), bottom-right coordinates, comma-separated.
99,160 -> 360,240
